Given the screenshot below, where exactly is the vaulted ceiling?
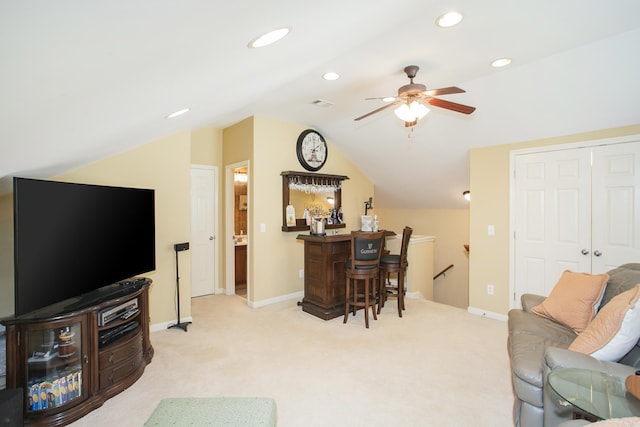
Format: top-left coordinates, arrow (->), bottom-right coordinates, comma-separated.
2,1 -> 639,208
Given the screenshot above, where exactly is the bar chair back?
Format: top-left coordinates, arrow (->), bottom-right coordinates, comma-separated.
343,230 -> 385,328
378,226 -> 413,317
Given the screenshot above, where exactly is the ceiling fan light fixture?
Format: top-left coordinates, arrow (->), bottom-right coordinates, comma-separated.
248,27 -> 290,48
412,102 -> 430,119
354,64 -> 475,123
394,103 -> 413,122
436,11 -> 463,28
394,101 -> 430,122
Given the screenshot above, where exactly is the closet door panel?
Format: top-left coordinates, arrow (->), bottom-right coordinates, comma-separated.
591,142 -> 640,273
514,150 -> 591,303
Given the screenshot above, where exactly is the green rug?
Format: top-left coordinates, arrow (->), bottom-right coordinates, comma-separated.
144,397 -> 277,426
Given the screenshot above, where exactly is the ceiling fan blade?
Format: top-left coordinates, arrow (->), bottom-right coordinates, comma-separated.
354,100 -> 402,121
426,97 -> 476,114
423,86 -> 465,97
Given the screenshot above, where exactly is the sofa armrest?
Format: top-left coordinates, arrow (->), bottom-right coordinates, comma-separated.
521,293 -> 546,313
545,347 -> 638,378
543,347 -> 639,427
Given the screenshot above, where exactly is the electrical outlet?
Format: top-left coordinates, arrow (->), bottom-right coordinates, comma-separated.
299,269 -> 304,278
487,284 -> 494,295
488,225 -> 495,236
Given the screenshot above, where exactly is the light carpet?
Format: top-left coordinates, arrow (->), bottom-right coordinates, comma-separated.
70,295 -> 513,427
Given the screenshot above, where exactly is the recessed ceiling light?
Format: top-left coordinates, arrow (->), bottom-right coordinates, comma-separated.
322,72 -> 339,81
248,27 -> 290,48
491,57 -> 512,68
166,108 -> 190,119
436,11 -> 463,28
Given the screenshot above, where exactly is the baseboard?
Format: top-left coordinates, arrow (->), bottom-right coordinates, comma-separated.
467,306 -> 508,322
151,316 -> 194,333
249,291 -> 304,308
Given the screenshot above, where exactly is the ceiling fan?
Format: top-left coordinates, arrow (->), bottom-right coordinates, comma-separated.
354,65 -> 476,127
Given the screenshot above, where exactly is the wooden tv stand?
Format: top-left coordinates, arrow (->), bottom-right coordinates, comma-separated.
2,279 -> 153,426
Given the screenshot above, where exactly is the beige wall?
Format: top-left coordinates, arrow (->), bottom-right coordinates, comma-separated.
0,129 -> 222,324
223,117 -> 253,166
191,127 -> 223,166
222,118 -> 254,297
56,130 -> 192,326
469,124 -> 640,316
225,116 -> 374,303
0,131 -> 193,324
375,208 -> 470,309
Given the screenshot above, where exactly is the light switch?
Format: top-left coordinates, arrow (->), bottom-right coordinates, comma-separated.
488,225 -> 495,236
260,223 -> 266,232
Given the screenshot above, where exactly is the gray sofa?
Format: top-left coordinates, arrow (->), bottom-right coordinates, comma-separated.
508,263 -> 640,427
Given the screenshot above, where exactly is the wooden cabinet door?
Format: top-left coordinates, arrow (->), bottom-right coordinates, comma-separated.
19,314 -> 90,417
235,245 -> 247,285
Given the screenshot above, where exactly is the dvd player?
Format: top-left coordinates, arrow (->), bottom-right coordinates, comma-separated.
99,321 -> 139,347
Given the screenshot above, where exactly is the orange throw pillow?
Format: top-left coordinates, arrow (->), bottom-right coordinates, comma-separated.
532,270 -> 609,333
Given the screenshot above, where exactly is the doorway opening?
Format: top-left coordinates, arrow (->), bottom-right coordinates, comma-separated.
233,166 -> 248,298
225,161 -> 250,301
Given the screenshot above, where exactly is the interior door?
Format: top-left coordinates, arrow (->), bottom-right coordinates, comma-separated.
190,166 -> 217,297
514,148 -> 591,303
591,142 -> 640,273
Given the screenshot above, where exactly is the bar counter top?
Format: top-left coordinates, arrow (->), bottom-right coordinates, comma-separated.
296,233 -> 351,243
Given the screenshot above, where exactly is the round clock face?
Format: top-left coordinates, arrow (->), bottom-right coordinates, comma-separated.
296,129 -> 327,171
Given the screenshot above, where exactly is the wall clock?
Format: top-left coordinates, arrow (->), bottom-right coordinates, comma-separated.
296,129 -> 327,172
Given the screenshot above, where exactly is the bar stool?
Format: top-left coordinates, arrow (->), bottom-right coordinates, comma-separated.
343,230 -> 385,328
378,226 -> 412,317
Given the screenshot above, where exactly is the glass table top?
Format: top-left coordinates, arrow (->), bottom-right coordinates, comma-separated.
548,368 -> 640,420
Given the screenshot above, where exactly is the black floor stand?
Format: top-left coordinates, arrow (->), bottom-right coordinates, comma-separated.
168,246 -> 191,332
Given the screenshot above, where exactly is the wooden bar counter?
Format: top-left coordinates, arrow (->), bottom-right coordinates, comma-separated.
297,233 -> 351,320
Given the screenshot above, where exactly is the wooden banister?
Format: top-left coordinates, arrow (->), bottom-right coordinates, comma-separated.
434,264 -> 454,280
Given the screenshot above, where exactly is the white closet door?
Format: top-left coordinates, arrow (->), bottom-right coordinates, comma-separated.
514,149 -> 591,302
591,142 -> 640,273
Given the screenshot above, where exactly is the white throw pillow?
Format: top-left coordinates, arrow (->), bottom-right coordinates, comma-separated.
569,284 -> 640,362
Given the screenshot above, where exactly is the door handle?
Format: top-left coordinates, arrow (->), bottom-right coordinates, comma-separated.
209,236 -> 214,240
594,250 -> 602,257
581,249 -> 589,255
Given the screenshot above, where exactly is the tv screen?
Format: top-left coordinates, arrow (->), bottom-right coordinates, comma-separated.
13,178 -> 156,316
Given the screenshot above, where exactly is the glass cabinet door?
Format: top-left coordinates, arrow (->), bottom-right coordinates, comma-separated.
25,320 -> 85,413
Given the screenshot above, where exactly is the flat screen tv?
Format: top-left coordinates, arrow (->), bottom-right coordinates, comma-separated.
13,177 -> 156,316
